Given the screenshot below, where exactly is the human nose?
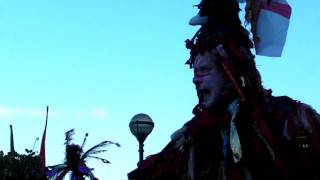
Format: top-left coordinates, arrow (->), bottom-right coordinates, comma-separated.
193,75 -> 202,86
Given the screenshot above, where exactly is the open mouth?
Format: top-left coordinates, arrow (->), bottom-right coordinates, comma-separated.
197,89 -> 210,103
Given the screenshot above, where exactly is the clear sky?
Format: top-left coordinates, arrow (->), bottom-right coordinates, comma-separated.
0,0 -> 319,179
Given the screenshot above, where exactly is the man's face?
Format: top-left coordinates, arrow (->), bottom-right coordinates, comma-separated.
193,50 -> 228,109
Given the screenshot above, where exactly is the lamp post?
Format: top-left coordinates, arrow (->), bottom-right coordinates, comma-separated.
129,113 -> 154,165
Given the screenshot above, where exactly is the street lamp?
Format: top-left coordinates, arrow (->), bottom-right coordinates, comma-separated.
129,113 -> 154,165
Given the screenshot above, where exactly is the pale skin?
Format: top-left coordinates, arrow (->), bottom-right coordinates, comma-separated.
193,50 -> 230,109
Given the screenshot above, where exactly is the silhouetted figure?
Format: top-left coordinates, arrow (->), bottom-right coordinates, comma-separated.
128,0 -> 320,179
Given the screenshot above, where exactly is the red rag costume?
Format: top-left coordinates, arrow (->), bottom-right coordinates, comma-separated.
128,96 -> 320,179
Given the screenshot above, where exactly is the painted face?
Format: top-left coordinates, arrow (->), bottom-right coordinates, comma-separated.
193,50 -> 228,109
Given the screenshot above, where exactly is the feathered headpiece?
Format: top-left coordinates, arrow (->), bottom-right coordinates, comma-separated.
47,129 -> 120,180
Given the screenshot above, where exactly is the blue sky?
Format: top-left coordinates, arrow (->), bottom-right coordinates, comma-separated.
0,0 -> 319,179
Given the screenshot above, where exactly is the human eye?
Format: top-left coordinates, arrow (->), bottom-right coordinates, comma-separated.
196,66 -> 212,76
200,66 -> 212,73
